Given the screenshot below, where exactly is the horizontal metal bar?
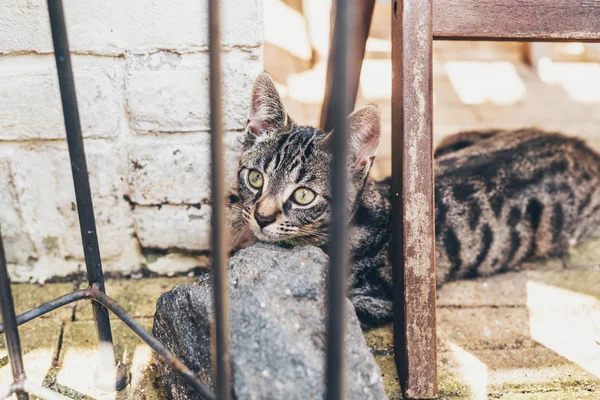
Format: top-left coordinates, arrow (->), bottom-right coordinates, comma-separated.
0,383 -> 16,400
88,286 -> 216,400
22,381 -> 70,400
0,289 -> 89,334
433,0 -> 600,42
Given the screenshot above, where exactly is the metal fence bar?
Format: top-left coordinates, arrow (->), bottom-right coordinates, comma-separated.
46,0 -> 127,391
21,381 -> 70,400
0,290 -> 89,334
391,0 -> 437,398
89,288 -> 216,400
0,234 -> 30,400
208,0 -> 232,399
325,0 -> 351,399
320,0 -> 375,132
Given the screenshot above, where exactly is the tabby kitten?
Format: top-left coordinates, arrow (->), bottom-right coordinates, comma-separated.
233,72 -> 600,327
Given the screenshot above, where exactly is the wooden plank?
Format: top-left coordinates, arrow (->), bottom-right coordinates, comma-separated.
320,0 -> 376,131
391,0 -> 437,399
433,0 -> 600,42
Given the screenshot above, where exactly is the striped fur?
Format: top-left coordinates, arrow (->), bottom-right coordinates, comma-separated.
234,74 -> 600,328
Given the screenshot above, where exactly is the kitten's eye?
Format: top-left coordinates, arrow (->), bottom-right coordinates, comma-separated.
293,187 -> 316,205
247,170 -> 264,189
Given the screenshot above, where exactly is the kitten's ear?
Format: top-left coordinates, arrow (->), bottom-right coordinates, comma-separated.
347,104 -> 381,171
246,73 -> 292,139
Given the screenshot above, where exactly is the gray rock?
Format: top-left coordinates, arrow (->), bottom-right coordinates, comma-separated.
152,242 -> 388,400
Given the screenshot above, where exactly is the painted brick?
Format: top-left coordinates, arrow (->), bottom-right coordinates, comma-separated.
0,156 -> 37,264
125,49 -> 261,133
0,55 -> 123,140
9,142 -> 134,260
133,204 -> 211,251
0,0 -> 263,55
127,132 -> 243,205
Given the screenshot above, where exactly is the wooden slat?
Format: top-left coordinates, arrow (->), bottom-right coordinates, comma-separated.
433,0 -> 600,42
391,0 -> 437,399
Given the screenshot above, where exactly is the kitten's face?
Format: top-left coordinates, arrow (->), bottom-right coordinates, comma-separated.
234,73 -> 381,246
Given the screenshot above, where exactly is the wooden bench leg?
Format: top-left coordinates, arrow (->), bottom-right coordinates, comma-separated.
320,0 -> 375,131
391,0 -> 437,398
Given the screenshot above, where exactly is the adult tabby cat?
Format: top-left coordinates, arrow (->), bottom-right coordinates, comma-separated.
232,73 -> 600,327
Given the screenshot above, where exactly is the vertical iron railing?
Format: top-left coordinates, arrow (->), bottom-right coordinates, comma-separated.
324,1 -> 351,400
0,233 -> 29,400
0,0 -> 222,399
208,0 -> 232,399
0,1 -> 354,399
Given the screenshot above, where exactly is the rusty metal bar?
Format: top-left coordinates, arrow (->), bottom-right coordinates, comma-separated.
0,233 -> 29,400
207,0 -> 232,399
325,0 -> 351,399
320,0 -> 375,131
391,0 -> 437,398
432,0 -> 600,42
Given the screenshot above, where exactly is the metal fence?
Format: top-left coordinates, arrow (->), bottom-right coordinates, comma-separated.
0,0 -> 354,399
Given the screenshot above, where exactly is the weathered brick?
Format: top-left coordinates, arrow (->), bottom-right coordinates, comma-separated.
9,142 -> 134,261
0,156 -> 36,264
125,49 -> 261,133
0,0 -> 263,55
127,132 -> 243,205
133,204 -> 211,251
0,55 -> 123,140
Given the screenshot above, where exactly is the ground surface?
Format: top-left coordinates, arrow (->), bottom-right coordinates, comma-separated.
1,242 -> 599,399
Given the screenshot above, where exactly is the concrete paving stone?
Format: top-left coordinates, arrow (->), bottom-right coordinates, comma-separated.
441,346 -> 599,399
46,318 -> 165,400
437,307 -> 536,351
526,270 -> 600,301
491,388 -> 599,400
488,373 -> 598,399
437,272 -> 528,308
372,353 -> 471,400
372,355 -> 403,400
433,76 -> 465,107
0,319 -> 62,387
364,324 -> 395,355
10,282 -> 77,321
75,277 -> 194,321
365,324 -> 472,399
472,346 -> 595,374
567,236 -> 600,268
437,352 -> 473,400
433,42 -> 524,63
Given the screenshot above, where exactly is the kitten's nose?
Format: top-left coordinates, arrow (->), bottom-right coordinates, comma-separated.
254,211 -> 277,229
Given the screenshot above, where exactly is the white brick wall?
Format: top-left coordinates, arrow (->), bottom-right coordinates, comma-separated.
0,0 -> 264,282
